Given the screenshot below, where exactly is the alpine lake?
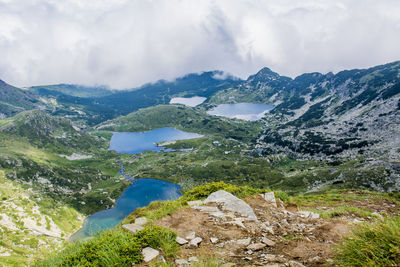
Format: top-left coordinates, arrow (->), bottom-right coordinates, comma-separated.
71,102 -> 274,240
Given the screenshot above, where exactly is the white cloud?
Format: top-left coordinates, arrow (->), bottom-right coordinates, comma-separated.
0,0 -> 400,89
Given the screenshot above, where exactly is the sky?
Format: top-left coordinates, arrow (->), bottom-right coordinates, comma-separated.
1,0 -> 400,89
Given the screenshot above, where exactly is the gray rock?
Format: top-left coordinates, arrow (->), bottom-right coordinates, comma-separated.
175,259 -> 190,266
209,211 -> 227,220
247,243 -> 266,251
298,211 -> 320,219
175,236 -> 188,245
142,247 -> 159,262
189,237 -> 203,248
235,237 -> 252,246
261,223 -> 275,235
122,224 -> 144,233
158,255 -> 166,263
262,237 -> 276,247
134,217 -> 148,226
225,219 -> 246,229
210,237 -> 219,243
263,254 -> 277,262
185,231 -> 196,240
193,206 -> 220,213
204,190 -> 258,221
261,192 -> 277,207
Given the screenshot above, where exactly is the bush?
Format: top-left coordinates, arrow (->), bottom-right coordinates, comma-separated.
334,216 -> 400,266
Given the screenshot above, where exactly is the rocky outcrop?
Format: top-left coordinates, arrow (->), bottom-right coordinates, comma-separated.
155,190 -> 347,266
203,190 -> 258,221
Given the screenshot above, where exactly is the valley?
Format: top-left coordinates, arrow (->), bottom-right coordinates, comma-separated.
0,61 -> 399,266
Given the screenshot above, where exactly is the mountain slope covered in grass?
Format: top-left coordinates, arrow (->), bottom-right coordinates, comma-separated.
0,79 -> 40,118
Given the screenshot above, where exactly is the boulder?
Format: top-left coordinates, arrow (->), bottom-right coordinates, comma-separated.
261,192 -> 277,207
122,224 -> 144,234
188,237 -> 203,248
142,247 -> 159,262
185,231 -> 196,240
204,190 -> 258,221
262,237 -> 276,247
235,237 -> 252,246
247,243 -> 266,251
175,236 -> 188,245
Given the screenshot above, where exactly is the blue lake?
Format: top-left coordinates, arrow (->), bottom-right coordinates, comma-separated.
207,103 -> 274,121
109,127 -> 204,154
71,127 -> 203,241
70,178 -> 181,241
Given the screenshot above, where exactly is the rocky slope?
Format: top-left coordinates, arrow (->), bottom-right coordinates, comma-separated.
206,62 -> 400,191
0,170 -> 84,266
208,61 -> 400,159
114,185 -> 400,266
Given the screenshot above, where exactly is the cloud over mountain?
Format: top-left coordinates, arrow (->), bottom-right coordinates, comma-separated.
1,0 -> 400,89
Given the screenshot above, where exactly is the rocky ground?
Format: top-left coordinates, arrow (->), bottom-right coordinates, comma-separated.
121,190 -> 400,266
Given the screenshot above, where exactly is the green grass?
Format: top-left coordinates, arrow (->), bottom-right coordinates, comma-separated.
311,206 -> 375,220
334,216 -> 400,266
35,225 -> 178,267
291,189 -> 400,208
182,181 -> 264,201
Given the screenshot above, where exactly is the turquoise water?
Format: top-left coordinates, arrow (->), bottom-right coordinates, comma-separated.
70,178 -> 181,241
207,103 -> 274,121
109,127 -> 203,154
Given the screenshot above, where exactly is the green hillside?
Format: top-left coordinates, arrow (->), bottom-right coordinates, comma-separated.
0,79 -> 39,118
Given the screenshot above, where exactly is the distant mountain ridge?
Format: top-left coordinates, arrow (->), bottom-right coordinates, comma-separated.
30,84 -> 114,98
0,79 -> 40,118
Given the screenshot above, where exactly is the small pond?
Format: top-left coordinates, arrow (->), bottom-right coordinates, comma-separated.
169,96 -> 206,107
207,103 -> 274,121
109,127 -> 203,154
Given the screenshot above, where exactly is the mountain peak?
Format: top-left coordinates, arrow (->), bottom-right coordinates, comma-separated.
247,67 -> 281,82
